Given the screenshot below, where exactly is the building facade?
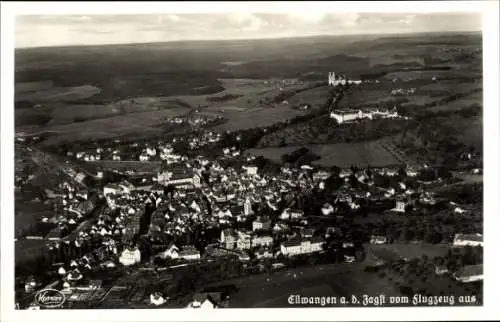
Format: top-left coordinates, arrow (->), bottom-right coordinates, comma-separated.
119,247 -> 141,266
453,233 -> 484,247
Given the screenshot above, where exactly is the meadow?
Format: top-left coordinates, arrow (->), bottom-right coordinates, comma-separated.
15,32 -> 482,148
247,140 -> 402,168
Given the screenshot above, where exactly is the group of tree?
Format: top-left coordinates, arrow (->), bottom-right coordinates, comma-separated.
280,147 -> 321,165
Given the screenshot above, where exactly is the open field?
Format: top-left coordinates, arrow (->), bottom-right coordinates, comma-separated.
202,263 -> 403,308
431,97 -> 481,112
206,241 -> 452,308
15,199 -> 53,238
15,32 -> 482,148
16,77 -> 312,142
398,95 -> 446,107
418,80 -> 482,93
367,243 -> 450,261
457,115 -> 483,152
164,78 -> 311,113
286,85 -> 332,108
213,106 -> 307,131
16,84 -> 101,103
15,239 -> 49,264
20,109 -> 190,146
16,81 -> 55,93
247,140 -> 402,168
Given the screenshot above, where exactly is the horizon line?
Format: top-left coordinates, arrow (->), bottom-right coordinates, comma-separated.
15,29 -> 482,51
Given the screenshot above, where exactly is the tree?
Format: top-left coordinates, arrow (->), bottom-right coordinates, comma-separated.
402,226 -> 413,242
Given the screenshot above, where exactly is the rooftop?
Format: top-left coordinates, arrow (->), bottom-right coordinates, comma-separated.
192,292 -> 222,305
331,109 -> 360,115
455,233 -> 483,242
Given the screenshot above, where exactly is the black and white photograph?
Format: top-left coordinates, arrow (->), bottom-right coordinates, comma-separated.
1,1 -> 499,321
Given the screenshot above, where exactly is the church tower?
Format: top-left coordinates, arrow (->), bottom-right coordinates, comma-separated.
244,197 -> 253,216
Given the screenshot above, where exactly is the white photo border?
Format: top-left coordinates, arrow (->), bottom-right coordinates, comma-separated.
1,1 -> 499,321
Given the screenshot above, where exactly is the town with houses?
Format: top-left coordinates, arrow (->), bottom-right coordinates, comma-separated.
5,9 -> 489,316
15,104 -> 484,309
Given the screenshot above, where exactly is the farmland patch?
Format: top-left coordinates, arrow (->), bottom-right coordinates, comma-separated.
247,140 -> 402,168
16,85 -> 101,102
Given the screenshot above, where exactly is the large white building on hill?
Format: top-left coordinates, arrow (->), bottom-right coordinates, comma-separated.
330,108 -> 400,124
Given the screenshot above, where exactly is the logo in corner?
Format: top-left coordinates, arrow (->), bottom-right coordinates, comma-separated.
34,289 -> 65,308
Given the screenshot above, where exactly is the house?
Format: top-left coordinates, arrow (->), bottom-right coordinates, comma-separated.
330,109 -> 365,124
187,292 -> 222,309
146,147 -> 157,157
393,197 -> 407,213
435,265 -> 449,276
150,292 -> 166,306
453,233 -> 483,247
339,168 -> 353,178
119,247 -> 141,266
236,231 -> 252,250
66,269 -> 83,282
344,255 -> 356,263
321,203 -> 335,216
103,184 -> 121,196
280,238 -> 323,256
252,217 -> 271,231
304,237 -> 324,253
88,280 -> 103,290
313,171 -> 331,181
252,234 -> 273,248
242,166 -> 258,176
280,239 -> 302,256
406,168 -> 418,177
453,264 -> 483,283
255,248 -> 273,259
280,208 -> 304,220
238,251 -> 251,261
179,246 -> 201,261
220,229 -> 238,249
75,173 -> 87,184
273,222 -> 290,233
370,235 -> 387,244
24,276 -> 38,293
303,228 -> 315,238
57,266 -> 67,276
157,166 -> 201,188
160,243 -> 179,259
342,242 -> 354,248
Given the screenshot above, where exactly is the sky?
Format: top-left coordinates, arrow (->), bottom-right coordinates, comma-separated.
15,12 -> 482,48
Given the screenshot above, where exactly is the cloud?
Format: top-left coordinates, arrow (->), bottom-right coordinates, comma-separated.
400,14 -> 417,25
14,13 -> 482,48
228,13 -> 267,31
288,12 -> 328,24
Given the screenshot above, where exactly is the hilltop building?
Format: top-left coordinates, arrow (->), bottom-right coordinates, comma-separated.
330,108 -> 400,124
